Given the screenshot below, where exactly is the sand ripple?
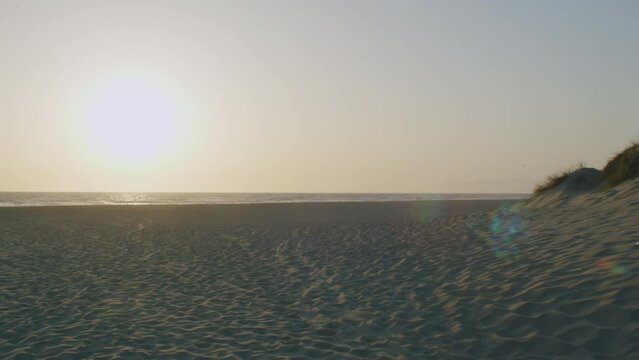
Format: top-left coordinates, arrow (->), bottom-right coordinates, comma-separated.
1,201 -> 638,359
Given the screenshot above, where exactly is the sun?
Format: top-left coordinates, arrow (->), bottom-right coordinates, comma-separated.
82,76 -> 184,166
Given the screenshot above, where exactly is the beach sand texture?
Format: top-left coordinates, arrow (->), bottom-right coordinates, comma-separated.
1,188 -> 638,359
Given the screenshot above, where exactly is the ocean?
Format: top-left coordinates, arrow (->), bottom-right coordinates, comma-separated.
0,192 -> 527,207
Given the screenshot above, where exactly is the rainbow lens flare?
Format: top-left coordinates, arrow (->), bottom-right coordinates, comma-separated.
489,205 -> 528,257
596,258 -> 628,275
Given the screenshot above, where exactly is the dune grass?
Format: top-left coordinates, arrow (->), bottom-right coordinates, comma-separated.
533,142 -> 639,197
533,163 -> 585,196
602,142 -> 639,188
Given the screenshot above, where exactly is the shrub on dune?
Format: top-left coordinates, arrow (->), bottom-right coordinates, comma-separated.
531,141 -> 639,201
602,142 -> 639,188
533,163 -> 586,196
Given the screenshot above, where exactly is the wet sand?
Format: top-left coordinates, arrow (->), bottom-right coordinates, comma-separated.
1,197 -> 637,359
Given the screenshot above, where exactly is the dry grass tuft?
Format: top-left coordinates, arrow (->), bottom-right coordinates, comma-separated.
602,142 -> 639,188
533,163 -> 585,196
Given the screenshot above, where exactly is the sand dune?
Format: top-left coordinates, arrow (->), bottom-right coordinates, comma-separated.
0,193 -> 637,359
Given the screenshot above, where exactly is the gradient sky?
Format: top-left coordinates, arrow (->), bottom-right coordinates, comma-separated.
1,0 -> 638,193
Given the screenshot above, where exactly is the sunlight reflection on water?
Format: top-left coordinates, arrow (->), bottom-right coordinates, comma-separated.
0,193 -> 527,207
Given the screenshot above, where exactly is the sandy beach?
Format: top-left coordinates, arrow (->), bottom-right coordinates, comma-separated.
1,191 -> 637,359
3,1 -> 637,358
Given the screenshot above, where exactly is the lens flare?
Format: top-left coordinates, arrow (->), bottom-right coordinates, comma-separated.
416,202 -> 445,222
596,258 -> 628,275
488,204 -> 528,257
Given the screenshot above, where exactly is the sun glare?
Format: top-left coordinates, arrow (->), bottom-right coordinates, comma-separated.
82,76 -> 184,166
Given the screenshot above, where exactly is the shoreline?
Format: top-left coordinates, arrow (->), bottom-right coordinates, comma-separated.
0,192 -> 528,208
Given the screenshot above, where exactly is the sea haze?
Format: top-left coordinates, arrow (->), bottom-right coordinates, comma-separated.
0,192 -> 527,207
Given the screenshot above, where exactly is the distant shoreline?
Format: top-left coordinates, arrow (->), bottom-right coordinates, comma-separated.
0,192 -> 528,208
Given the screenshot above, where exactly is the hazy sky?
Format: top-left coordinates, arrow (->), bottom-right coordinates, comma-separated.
1,0 -> 638,193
